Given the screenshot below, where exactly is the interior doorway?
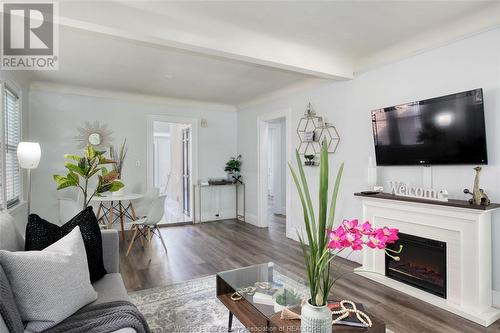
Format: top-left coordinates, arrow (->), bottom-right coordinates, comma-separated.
257,109 -> 292,234
266,118 -> 286,227
152,120 -> 192,224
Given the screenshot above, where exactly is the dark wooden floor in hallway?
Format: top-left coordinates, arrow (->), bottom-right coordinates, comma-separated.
120,217 -> 500,333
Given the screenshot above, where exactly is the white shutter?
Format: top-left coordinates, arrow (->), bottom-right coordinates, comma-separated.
3,88 -> 20,208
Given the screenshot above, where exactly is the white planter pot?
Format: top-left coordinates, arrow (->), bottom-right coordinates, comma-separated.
300,300 -> 332,333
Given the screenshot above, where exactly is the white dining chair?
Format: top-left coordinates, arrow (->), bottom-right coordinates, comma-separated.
126,195 -> 167,256
132,187 -> 160,219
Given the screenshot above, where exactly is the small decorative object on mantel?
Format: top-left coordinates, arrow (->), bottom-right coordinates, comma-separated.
388,181 -> 448,202
289,141 -> 402,333
296,102 -> 340,165
464,166 -> 490,206
74,121 -> 114,149
224,155 -> 243,184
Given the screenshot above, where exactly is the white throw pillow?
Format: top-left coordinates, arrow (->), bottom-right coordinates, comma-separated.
0,226 -> 98,332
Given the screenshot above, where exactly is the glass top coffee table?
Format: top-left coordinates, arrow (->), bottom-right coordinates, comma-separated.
216,262 -> 386,332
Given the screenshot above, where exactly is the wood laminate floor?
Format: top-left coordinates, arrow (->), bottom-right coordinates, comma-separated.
120,216 -> 500,333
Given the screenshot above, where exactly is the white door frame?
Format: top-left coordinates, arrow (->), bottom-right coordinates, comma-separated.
257,109 -> 292,229
146,114 -> 198,217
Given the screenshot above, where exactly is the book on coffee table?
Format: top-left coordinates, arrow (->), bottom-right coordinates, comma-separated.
328,301 -> 368,328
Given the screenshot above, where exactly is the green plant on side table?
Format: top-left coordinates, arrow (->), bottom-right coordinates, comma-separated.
224,154 -> 242,183
53,145 -> 124,209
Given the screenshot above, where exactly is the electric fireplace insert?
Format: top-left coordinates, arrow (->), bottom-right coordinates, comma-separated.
385,233 -> 447,298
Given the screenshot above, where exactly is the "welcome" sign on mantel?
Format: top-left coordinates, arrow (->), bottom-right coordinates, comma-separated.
388,181 -> 448,202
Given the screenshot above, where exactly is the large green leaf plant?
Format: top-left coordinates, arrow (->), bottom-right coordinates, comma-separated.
53,146 -> 124,209
289,140 -> 344,307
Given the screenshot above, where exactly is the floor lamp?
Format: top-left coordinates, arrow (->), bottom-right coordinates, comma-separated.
17,142 -> 41,214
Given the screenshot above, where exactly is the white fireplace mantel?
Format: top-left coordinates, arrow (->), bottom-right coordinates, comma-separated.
355,193 -> 500,326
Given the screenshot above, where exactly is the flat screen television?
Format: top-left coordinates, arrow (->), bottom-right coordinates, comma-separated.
371,89 -> 487,166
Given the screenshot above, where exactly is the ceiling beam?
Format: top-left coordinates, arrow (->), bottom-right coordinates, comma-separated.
56,1 -> 354,80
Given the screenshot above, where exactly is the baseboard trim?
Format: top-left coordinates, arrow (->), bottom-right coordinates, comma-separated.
494,290 -> 500,308
244,213 -> 260,227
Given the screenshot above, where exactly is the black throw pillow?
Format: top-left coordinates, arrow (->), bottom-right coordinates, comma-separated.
25,206 -> 107,282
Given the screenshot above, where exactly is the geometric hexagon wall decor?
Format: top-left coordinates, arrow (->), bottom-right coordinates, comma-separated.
317,124 -> 340,154
296,102 -> 341,165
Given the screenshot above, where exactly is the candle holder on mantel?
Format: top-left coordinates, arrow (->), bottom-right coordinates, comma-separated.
296,102 -> 340,165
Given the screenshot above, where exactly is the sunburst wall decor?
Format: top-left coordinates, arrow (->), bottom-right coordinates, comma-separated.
74,121 -> 114,149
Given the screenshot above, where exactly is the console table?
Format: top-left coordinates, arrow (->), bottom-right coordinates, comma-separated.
192,183 -> 245,223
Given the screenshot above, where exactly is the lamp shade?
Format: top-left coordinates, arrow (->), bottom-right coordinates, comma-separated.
17,142 -> 41,169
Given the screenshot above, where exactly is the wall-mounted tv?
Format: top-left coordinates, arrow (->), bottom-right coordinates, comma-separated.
371,89 -> 487,166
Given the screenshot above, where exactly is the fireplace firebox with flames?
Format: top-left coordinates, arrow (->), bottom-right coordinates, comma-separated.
385,233 -> 447,298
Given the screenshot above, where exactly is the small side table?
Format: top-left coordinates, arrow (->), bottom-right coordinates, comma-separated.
192,183 -> 245,223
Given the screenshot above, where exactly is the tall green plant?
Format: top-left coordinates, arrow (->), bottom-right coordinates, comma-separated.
289,140 -> 344,306
53,146 -> 125,209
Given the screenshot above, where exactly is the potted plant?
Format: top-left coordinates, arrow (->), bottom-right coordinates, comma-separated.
53,146 -> 125,209
224,154 -> 242,183
304,154 -> 315,166
109,138 -> 127,196
289,140 -> 401,332
274,288 -> 302,313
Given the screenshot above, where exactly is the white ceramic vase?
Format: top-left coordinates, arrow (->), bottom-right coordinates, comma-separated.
300,300 -> 332,333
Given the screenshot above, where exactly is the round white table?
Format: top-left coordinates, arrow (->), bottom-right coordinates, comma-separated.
91,193 -> 144,240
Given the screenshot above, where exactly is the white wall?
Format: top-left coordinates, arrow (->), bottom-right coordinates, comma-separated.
238,28 -> 500,293
29,87 -> 238,223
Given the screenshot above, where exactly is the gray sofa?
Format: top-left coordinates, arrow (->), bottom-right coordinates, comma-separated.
0,211 -> 137,333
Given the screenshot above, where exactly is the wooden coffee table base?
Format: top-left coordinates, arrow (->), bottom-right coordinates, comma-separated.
216,274 -> 385,332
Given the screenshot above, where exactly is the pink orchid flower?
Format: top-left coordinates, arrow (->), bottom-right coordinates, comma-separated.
342,219 -> 359,231
327,227 -> 346,249
377,227 -> 399,243
346,230 -> 365,250
366,234 -> 387,249
327,219 -> 399,252
355,221 -> 374,235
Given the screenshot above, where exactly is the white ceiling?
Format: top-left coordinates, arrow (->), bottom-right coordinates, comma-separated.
121,1 -> 491,61
30,26 -> 315,105
25,1 -> 500,107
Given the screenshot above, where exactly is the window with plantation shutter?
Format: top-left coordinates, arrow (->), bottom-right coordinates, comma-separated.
2,87 -> 21,208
